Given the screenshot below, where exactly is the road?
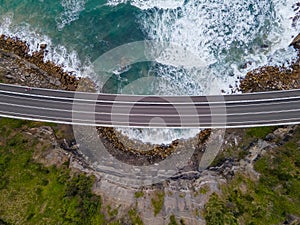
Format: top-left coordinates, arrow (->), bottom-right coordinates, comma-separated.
0,83 -> 299,128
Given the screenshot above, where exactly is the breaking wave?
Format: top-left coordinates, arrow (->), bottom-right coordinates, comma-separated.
56,0 -> 86,30
1,0 -> 299,144
0,13 -> 92,76
112,0 -> 300,144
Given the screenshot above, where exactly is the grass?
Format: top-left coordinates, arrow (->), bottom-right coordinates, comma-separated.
0,118 -> 123,225
199,186 -> 210,195
128,208 -> 143,225
169,215 -> 178,225
211,126 -> 277,168
4,117 -> 296,225
204,126 -> 300,225
134,191 -> 144,199
246,126 -> 276,139
168,215 -> 186,225
151,190 -> 165,216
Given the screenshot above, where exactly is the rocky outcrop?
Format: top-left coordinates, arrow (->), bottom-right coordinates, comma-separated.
290,33 -> 300,49
217,35 -> 300,177
98,127 -> 210,167
0,35 -> 80,90
240,33 -> 300,92
240,63 -> 300,92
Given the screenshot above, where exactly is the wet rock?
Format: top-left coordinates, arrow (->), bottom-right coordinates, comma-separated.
290,33 -> 300,49
40,43 -> 47,50
240,32 -> 300,93
0,35 -> 79,90
240,63 -> 300,92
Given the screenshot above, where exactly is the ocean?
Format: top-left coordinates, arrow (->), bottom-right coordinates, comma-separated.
0,0 -> 299,144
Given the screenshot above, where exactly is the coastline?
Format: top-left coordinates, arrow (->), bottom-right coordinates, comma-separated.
0,33 -> 212,169
1,32 -> 300,175
0,35 -> 79,91
240,35 -> 300,92
0,33 -> 300,224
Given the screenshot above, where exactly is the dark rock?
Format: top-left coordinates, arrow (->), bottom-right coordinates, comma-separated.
284,214 -> 300,225
40,43 -> 47,50
264,133 -> 275,141
5,74 -> 13,79
242,145 -> 248,151
277,141 -> 284,146
282,135 -> 292,143
241,61 -> 253,69
290,33 -> 300,49
170,171 -> 201,180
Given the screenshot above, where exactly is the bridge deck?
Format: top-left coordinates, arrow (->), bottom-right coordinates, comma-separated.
0,83 -> 299,128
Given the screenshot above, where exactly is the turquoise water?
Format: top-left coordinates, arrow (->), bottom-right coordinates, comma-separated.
0,1 -> 143,61
0,0 -> 299,143
0,0 -> 298,94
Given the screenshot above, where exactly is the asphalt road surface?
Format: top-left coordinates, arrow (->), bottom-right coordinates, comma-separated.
0,83 -> 299,128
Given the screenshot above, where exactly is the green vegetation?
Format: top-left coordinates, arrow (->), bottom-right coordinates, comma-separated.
178,193 -> 185,198
169,215 -> 178,225
246,126 -> 276,139
193,185 -> 210,197
168,215 -> 186,225
107,205 -> 119,218
204,193 -> 238,225
134,191 -> 144,199
199,185 -> 209,195
128,208 -> 143,225
210,145 -> 248,168
0,118 -> 123,225
211,126 -> 277,167
151,190 -> 165,216
2,118 -> 299,225
204,126 -> 300,225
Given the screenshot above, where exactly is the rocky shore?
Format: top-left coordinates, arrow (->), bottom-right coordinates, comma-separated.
1,32 -> 300,224
240,34 -> 300,92
1,32 -> 300,164
0,34 -> 210,167
97,127 -> 211,167
0,35 -> 93,91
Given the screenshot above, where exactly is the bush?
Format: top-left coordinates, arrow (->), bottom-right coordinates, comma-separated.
204,193 -> 238,225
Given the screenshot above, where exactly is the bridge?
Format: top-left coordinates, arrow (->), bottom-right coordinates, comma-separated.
0,83 -> 299,128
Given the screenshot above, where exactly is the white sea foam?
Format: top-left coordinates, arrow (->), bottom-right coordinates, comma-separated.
0,13 -> 92,77
1,2 -> 299,145
107,0 -> 184,9
113,0 -> 300,144
117,128 -> 200,145
56,0 -> 86,30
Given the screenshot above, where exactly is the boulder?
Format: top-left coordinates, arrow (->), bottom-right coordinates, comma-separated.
290,33 -> 300,49
5,73 -> 14,79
